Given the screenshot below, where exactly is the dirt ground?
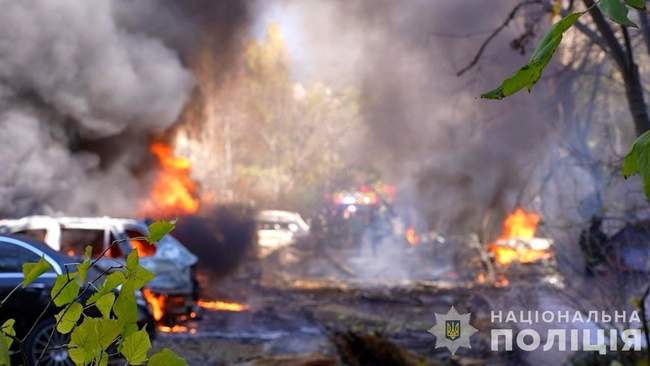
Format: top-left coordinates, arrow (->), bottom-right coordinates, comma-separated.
151,240 -> 578,365
152,273 -> 513,365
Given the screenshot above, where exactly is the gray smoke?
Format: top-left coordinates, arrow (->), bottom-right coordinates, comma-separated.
0,0 -> 250,217
260,0 -> 555,237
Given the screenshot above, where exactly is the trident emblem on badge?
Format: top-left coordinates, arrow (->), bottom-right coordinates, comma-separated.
445,320 -> 461,341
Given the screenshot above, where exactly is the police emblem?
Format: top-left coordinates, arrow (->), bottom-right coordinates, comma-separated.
445,320 -> 461,341
428,306 -> 477,355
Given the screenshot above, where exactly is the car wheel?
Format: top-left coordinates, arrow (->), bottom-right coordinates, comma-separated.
24,319 -> 73,366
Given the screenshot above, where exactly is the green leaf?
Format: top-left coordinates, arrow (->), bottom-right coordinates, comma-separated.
22,256 -> 53,287
95,318 -> 121,349
69,317 -> 98,365
101,271 -> 125,292
127,250 -> 139,271
55,302 -> 83,334
77,246 -> 93,284
530,12 -> 582,64
0,319 -> 15,349
69,318 -> 121,365
77,260 -> 90,284
122,323 -> 139,338
113,288 -> 138,324
622,130 -> 650,198
87,272 -> 125,305
130,265 -> 156,290
146,220 -> 176,244
481,12 -> 583,99
148,348 -> 188,366
0,337 -> 9,366
0,320 -> 15,365
94,352 -> 109,366
626,0 -> 645,9
125,251 -> 155,289
95,293 -> 115,319
118,328 -> 151,365
51,273 -> 81,307
599,0 -> 638,27
84,245 -> 93,260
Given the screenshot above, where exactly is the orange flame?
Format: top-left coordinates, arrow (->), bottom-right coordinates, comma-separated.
142,289 -> 165,322
405,227 -> 419,246
131,238 -> 156,257
198,299 -> 249,312
498,208 -> 539,240
489,208 -> 551,265
140,142 -> 200,217
159,325 -> 195,334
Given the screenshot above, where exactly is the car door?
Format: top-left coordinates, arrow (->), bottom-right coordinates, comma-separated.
0,239 -> 59,335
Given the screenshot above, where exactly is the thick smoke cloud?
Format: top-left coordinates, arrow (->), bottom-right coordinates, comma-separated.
348,1 -> 555,237
0,0 -> 249,217
265,0 -> 555,237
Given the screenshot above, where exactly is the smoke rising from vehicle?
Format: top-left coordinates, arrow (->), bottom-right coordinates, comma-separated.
173,204 -> 257,278
0,0 -> 250,217
0,0 -> 583,275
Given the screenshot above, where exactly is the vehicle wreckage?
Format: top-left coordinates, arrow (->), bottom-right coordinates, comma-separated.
0,215 -> 199,325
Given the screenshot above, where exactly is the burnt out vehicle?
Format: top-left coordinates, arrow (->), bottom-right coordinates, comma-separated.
0,216 -> 200,325
0,234 -> 155,365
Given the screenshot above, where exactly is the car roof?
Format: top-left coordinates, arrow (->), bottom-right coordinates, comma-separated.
0,215 -> 142,229
0,233 -> 70,264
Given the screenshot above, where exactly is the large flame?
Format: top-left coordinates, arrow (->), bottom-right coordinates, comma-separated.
140,142 -> 200,217
489,208 -> 551,265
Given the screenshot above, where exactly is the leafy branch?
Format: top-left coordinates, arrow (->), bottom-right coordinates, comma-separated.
480,0 -> 650,196
481,0 -> 642,99
0,219 -> 186,366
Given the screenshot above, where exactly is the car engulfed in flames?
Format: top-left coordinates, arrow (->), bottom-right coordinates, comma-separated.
139,141 -> 251,333
489,208 -> 554,266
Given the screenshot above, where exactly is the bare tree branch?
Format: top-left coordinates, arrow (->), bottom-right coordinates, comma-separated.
456,0 -> 542,76
573,21 -> 610,54
638,8 -> 650,55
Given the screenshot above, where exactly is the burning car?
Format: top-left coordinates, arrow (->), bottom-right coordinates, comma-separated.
0,216 -> 199,325
255,210 -> 310,257
488,208 -> 555,266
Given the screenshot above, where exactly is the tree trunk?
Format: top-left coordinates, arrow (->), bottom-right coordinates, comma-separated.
623,63 -> 650,135
583,0 -> 650,135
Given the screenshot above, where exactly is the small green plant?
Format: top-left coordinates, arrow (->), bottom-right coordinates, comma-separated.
0,219 -> 187,366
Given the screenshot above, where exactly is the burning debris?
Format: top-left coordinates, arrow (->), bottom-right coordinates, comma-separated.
197,299 -> 250,312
